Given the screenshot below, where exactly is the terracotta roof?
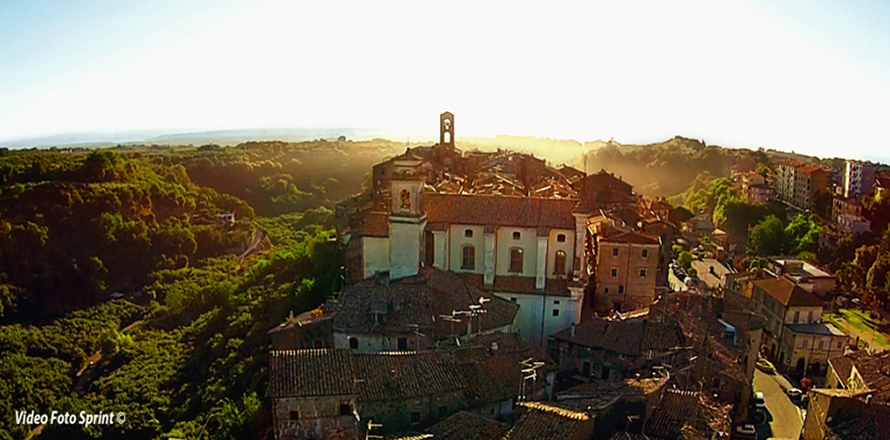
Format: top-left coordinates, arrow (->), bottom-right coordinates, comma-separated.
829,352 -> 856,383
330,269 -> 519,335
752,276 -> 823,307
270,335 -> 553,405
841,351 -> 890,402
826,401 -> 890,440
363,211 -> 390,237
505,402 -> 591,440
425,412 -> 510,440
600,231 -> 660,245
644,389 -> 699,439
556,376 -> 670,411
269,349 -> 465,400
425,194 -> 576,229
551,313 -> 686,356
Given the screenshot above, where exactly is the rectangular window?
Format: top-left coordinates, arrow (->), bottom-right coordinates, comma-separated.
461,246 -> 475,270
509,248 -> 523,273
398,337 -> 408,351
838,341 -> 843,349
513,231 -> 521,240
618,285 -> 624,294
554,300 -> 560,305
793,311 -> 799,323
552,309 -> 559,317
612,248 -> 619,256
818,340 -> 824,350
511,297 -> 517,302
340,403 -> 351,416
802,339 -> 808,348
642,249 -> 648,258
604,287 -> 609,293
290,410 -> 300,420
611,268 -> 618,277
639,268 -> 647,278
808,311 -> 814,323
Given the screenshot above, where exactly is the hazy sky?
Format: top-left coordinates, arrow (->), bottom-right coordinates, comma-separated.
2,0 -> 890,160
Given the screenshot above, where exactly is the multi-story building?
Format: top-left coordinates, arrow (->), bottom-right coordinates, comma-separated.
748,184 -> 775,204
843,159 -> 877,198
589,220 -> 660,313
750,276 -> 848,374
776,162 -> 829,211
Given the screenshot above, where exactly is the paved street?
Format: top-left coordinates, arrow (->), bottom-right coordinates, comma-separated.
753,369 -> 803,440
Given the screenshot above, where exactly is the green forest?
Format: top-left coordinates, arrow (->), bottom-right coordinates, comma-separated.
0,139 -> 404,439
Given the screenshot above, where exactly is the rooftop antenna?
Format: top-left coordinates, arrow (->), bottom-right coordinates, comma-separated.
366,420 -> 384,440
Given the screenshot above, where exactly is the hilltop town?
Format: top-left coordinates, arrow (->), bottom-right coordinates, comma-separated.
4,112 -> 890,440
266,112 -> 890,439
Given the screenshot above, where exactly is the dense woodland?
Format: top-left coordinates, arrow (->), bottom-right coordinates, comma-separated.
0,139 -> 402,439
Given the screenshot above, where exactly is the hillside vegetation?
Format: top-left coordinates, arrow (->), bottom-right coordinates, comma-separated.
0,144 -> 352,440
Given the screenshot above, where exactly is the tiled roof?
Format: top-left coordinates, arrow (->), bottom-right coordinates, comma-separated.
270,336 -> 552,405
752,276 -> 823,307
829,352 -> 856,383
784,322 -> 847,336
644,389 -> 699,439
425,194 -> 576,229
505,402 -> 591,440
551,313 -> 686,356
363,211 -> 390,237
425,412 -> 511,440
826,401 -> 890,440
556,376 -> 670,411
269,350 -> 466,400
844,351 -> 890,401
331,269 -> 519,335
601,231 -> 661,245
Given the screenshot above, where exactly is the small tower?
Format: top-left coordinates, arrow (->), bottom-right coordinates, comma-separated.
440,111 -> 454,146
389,166 -> 426,281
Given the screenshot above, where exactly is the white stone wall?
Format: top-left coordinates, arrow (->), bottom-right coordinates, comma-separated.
495,227 -> 538,276
390,217 -> 424,280
547,229 -> 575,279
448,224 -> 486,274
493,290 -> 580,347
363,237 -> 390,279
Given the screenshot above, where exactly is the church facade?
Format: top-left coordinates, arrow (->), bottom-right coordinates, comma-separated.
338,112 -> 664,347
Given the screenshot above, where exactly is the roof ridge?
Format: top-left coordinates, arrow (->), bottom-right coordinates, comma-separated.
516,401 -> 590,421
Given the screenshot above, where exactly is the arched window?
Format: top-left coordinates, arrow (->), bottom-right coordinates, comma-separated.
462,245 -> 476,270
509,248 -> 523,273
554,251 -> 566,275
349,337 -> 358,349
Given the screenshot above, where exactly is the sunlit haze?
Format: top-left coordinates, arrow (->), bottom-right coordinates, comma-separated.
2,0 -> 890,161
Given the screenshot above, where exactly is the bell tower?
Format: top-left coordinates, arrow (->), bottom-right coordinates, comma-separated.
389,169 -> 425,280
440,111 -> 454,146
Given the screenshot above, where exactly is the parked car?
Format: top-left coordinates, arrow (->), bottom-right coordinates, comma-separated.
786,388 -> 803,403
734,424 -> 757,439
752,391 -> 767,424
756,359 -> 775,374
